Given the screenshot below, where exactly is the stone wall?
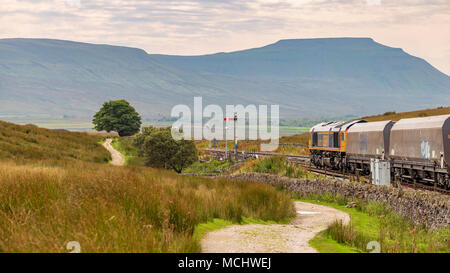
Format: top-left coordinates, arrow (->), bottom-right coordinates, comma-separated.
222,173 -> 450,229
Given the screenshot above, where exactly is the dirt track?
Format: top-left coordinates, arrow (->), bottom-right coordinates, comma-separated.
103,138 -> 125,166
201,201 -> 349,253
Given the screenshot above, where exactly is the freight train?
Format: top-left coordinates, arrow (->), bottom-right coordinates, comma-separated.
309,115 -> 450,189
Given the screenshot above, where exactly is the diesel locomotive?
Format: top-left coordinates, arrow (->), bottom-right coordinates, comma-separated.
309,115 -> 450,189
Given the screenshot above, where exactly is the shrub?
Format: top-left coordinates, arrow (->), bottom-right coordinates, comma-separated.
383,111 -> 396,116
134,127 -> 198,173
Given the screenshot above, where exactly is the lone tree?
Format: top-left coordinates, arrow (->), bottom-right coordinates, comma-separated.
93,100 -> 142,136
134,126 -> 198,173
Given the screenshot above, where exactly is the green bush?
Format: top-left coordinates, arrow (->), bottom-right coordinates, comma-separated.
133,126 -> 198,173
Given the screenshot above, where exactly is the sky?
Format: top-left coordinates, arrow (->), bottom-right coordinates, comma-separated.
1,0 -> 449,75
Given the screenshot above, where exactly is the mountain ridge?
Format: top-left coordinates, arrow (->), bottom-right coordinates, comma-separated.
0,37 -> 449,120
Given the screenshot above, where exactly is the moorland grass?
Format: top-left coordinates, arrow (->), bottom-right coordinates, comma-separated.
238,156 -> 318,179
0,120 -> 110,163
182,160 -> 233,175
0,161 -> 295,252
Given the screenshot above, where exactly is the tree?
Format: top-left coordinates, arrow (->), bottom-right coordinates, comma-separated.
93,100 -> 142,136
134,126 -> 198,173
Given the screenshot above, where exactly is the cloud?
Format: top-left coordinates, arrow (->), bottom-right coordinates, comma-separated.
66,0 -> 81,7
366,0 -> 381,5
0,0 -> 449,75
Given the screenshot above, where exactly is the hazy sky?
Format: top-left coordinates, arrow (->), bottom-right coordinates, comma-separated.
1,0 -> 449,75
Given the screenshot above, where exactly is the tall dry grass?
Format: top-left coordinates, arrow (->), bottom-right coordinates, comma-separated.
237,156 -> 318,179
0,160 -> 295,252
0,120 -> 110,163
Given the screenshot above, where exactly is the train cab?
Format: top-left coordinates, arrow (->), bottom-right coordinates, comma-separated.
309,120 -> 366,169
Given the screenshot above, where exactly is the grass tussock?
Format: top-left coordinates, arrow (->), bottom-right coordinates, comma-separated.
0,120 -> 110,163
182,160 -> 233,175
238,156 -> 318,179
0,160 -> 295,252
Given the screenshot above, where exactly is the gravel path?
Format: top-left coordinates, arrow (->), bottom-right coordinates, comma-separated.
201,201 -> 350,253
103,138 -> 125,166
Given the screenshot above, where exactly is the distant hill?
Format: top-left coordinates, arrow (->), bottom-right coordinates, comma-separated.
0,38 -> 227,120
361,106 -> 450,122
1,38 -> 449,120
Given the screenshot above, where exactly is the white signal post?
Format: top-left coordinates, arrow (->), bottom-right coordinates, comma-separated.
225,125 -> 228,160
234,113 -> 238,159
224,126 -> 231,160
224,114 -> 237,161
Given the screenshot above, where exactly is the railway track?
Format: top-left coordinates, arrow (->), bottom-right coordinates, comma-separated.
205,149 -> 450,195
